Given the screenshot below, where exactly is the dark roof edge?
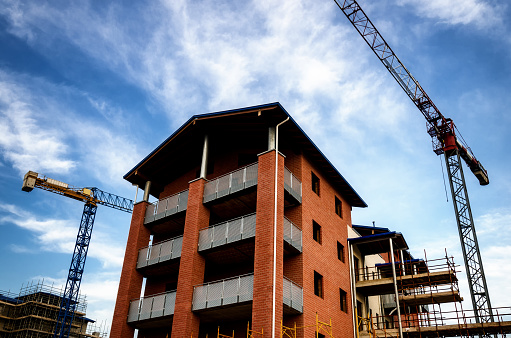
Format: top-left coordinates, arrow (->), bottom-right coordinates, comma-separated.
123,102 -> 281,180
352,224 -> 390,232
124,102 -> 367,207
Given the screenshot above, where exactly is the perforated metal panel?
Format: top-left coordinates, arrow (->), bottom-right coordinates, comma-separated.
198,213 -> 256,251
127,300 -> 140,322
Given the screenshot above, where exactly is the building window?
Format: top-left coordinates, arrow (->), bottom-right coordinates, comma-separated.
335,196 -> 342,218
314,271 -> 323,298
317,334 -> 326,338
313,221 -> 322,244
337,241 -> 345,262
340,288 -> 348,312
312,172 -> 320,195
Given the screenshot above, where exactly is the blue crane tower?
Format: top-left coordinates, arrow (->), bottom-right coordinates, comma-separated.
22,171 -> 134,338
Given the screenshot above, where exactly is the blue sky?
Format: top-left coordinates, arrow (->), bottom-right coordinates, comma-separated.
1,0 -> 510,330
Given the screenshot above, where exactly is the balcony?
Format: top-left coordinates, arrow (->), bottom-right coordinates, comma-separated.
283,277 -> 303,314
284,167 -> 302,205
144,190 -> 188,233
127,291 -> 176,328
283,217 -> 302,254
137,235 -> 183,276
192,274 -> 254,321
198,213 -> 256,252
203,163 -> 258,204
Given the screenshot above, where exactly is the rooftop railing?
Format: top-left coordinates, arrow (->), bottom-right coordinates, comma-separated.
284,167 -> 302,203
283,217 -> 302,252
127,291 -> 176,323
283,277 -> 303,313
203,163 -> 258,203
144,190 -> 189,224
137,235 -> 183,269
198,213 -> 256,251
192,274 -> 254,311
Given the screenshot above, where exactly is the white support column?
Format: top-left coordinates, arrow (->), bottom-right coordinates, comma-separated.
200,134 -> 209,179
143,181 -> 151,202
349,244 -> 358,338
389,238 -> 403,337
268,126 -> 276,150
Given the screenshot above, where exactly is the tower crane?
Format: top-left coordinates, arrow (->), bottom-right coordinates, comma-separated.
333,0 -> 493,323
22,171 -> 134,338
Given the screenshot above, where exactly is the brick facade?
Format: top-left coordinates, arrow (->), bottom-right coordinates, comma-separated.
111,201 -> 151,338
112,104 -> 367,338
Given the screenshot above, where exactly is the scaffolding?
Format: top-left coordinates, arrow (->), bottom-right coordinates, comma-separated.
281,313 -> 334,338
0,280 -> 106,338
353,251 -> 511,338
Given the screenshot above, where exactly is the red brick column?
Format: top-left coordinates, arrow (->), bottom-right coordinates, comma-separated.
252,150 -> 285,337
171,178 -> 209,338
110,201 -> 151,338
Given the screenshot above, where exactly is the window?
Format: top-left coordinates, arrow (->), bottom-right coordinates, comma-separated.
312,172 -> 320,195
313,221 -> 322,244
335,196 -> 342,218
314,271 -> 323,298
337,241 -> 345,262
340,288 -> 348,312
317,334 -> 325,338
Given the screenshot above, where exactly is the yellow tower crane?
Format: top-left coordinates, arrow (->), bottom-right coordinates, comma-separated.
22,171 -> 133,338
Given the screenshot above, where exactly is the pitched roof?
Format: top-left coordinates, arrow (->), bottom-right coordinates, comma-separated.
125,102 -> 366,207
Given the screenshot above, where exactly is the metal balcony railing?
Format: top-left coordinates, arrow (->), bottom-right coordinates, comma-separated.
144,190 -> 189,224
137,235 -> 183,269
127,291 -> 176,323
283,217 -> 302,252
192,274 -> 254,311
284,167 -> 302,203
283,277 -> 303,313
198,213 -> 257,251
203,163 -> 258,203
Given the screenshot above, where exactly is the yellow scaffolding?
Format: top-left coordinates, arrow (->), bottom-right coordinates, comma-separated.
281,313 -> 334,338
247,322 -> 263,338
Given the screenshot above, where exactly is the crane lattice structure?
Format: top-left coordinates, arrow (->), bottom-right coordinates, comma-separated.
333,0 -> 493,323
22,171 -> 134,338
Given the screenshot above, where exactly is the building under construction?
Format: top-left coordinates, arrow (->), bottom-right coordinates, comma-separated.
110,103 -> 511,338
0,281 -> 105,338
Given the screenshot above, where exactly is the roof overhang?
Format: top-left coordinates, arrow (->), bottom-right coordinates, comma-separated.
348,231 -> 408,255
124,102 -> 367,207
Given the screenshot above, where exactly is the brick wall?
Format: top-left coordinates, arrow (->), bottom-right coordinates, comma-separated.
110,201 -> 151,338
252,150 -> 285,338
299,154 -> 354,337
170,178 -> 209,338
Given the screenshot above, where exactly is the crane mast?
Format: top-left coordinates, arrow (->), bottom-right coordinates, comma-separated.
333,0 -> 493,322
22,171 -> 134,337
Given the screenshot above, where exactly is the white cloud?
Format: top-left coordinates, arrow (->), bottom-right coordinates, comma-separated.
0,72 -> 76,175
397,0 -> 504,30
0,203 -> 125,268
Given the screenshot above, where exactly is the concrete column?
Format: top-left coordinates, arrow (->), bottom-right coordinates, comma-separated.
171,178 -> 209,338
268,126 -> 276,150
143,180 -> 151,202
252,150 -> 285,338
110,201 -> 151,338
200,134 -> 209,179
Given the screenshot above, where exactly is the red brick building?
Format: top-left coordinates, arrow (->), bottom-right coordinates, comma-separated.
110,103 -> 470,338
110,103 -> 369,338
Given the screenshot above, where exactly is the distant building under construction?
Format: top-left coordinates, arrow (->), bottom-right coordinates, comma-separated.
111,103 -> 511,337
0,281 -> 103,338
